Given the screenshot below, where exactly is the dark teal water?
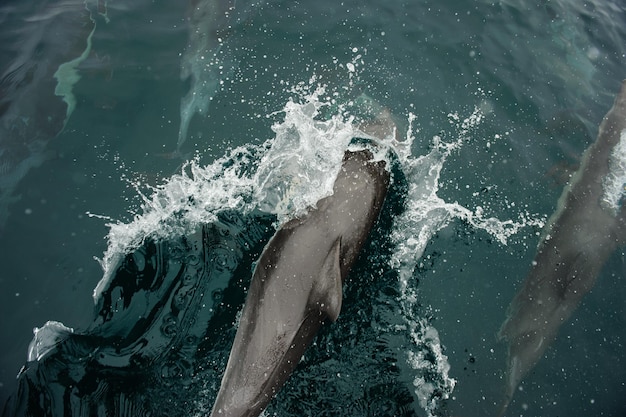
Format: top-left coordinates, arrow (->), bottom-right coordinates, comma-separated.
1,0 -> 625,416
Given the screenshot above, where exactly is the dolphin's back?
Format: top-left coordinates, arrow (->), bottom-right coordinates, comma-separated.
210,148 -> 390,417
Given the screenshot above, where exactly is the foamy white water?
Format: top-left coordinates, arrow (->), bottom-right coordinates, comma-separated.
255,85 -> 357,222
387,106 -> 545,416
90,76 -> 546,416
27,321 -> 74,363
602,129 -> 626,214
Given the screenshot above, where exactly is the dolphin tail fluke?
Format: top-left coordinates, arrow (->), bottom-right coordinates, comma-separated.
312,237 -> 343,322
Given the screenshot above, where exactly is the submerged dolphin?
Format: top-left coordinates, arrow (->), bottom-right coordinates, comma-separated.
497,80 -> 626,416
0,1 -> 102,229
209,148 -> 390,417
177,0 -> 261,155
178,0 -> 235,154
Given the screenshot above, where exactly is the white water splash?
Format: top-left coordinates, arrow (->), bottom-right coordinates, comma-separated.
255,85 -> 357,223
91,147 -> 258,301
387,107 -> 545,416
407,321 -> 453,413
601,129 -> 626,214
91,77 -> 544,417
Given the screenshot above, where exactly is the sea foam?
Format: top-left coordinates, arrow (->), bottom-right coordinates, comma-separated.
90,75 -> 544,416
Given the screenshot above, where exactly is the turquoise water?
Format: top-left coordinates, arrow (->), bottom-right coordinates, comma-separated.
1,0 -> 625,416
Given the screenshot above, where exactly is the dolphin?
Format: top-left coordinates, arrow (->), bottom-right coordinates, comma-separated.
177,0 -> 235,155
497,80 -> 626,416
177,0 -> 262,156
0,0 -> 102,229
209,148 -> 390,417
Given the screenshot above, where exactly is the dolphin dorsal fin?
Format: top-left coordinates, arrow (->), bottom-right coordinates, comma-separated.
311,237 -> 343,322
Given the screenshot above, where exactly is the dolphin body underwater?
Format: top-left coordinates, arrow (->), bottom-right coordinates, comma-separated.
209,148 -> 391,417
497,80 -> 626,416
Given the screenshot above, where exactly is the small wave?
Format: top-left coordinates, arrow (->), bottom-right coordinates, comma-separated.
91,147 -> 258,301
254,85 -> 357,222
92,84 -> 358,302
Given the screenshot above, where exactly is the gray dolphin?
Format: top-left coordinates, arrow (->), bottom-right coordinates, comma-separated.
0,1 -> 102,229
209,148 -> 390,417
497,80 -> 626,416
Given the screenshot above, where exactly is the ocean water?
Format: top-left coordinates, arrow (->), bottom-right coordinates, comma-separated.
0,0 -> 625,416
